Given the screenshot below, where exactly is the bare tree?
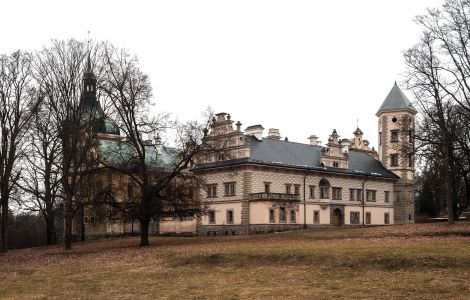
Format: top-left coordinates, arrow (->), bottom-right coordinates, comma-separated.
18,100 -> 62,245
34,39 -> 102,249
98,45 -> 208,246
404,0 -> 470,223
0,51 -> 40,252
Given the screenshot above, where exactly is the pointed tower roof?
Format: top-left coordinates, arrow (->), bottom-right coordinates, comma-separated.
376,82 -> 416,116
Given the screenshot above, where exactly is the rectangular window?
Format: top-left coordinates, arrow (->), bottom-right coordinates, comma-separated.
290,209 -> 296,223
391,130 -> 399,142
408,154 -> 413,168
294,184 -> 301,195
349,189 -> 355,201
208,210 -> 216,224
313,210 -> 320,224
332,187 -> 342,200
320,187 -> 329,199
391,154 -> 399,166
264,182 -> 271,193
408,130 -> 413,143
309,186 -> 315,198
350,212 -> 360,224
379,132 -> 382,145
366,212 -> 371,225
224,182 -> 236,196
333,161 -> 339,168
366,190 -> 376,202
269,208 -> 275,223
279,207 -> 286,223
285,184 -> 292,194
385,191 -> 390,203
395,191 -> 401,202
226,210 -> 234,224
356,189 -> 363,202
207,184 -> 217,198
384,212 -> 390,224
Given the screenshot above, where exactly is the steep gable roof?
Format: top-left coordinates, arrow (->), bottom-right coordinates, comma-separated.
376,82 -> 416,115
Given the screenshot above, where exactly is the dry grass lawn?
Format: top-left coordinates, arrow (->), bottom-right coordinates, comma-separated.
1,222 -> 470,299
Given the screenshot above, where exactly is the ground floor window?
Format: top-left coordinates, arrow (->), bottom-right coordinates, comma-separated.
279,207 -> 286,223
350,211 -> 360,224
269,208 -> 275,223
384,212 -> 390,224
313,210 -> 320,224
290,209 -> 296,223
365,212 -> 371,224
208,210 -> 215,224
226,210 -> 234,224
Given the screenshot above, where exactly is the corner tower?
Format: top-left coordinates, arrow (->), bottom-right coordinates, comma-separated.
377,82 -> 416,224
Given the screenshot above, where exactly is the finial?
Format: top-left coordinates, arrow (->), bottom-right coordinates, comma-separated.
356,118 -> 359,129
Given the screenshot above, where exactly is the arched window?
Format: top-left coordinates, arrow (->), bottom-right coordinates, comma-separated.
319,178 -> 330,199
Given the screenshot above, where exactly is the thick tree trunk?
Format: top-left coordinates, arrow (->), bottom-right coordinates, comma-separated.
64,193 -> 73,250
1,201 -> 8,252
140,218 -> 150,247
46,216 -> 58,245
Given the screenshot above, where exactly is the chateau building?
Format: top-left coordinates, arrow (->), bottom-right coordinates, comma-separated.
75,61 -> 416,237
184,82 -> 416,235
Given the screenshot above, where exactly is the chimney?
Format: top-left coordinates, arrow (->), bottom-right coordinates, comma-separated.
267,128 -> 281,140
308,135 -> 318,145
245,125 -> 264,141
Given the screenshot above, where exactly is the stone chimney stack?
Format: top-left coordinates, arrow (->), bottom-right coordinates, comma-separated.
308,135 -> 318,145
267,128 -> 281,140
245,125 -> 264,141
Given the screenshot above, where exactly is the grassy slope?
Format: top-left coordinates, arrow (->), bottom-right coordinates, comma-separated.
0,223 -> 469,299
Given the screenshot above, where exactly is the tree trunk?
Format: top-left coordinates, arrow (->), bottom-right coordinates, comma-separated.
444,149 -> 455,224
140,218 -> 150,247
64,193 -> 73,250
1,201 -> 8,252
45,216 -> 58,245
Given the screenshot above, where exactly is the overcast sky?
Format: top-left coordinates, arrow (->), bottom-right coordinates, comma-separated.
0,0 -> 444,148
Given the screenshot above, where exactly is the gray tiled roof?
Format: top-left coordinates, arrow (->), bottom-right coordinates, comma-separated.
376,82 -> 416,115
194,136 -> 399,179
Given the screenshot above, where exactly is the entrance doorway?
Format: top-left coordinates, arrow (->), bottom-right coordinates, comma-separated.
332,208 -> 343,226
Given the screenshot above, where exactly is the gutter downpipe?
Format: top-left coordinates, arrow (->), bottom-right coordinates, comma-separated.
362,175 -> 368,226
303,169 -> 310,229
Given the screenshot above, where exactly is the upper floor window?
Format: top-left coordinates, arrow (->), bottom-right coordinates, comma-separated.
379,132 -> 382,145
391,154 -> 399,166
294,184 -> 301,195
408,154 -> 413,168
224,182 -> 236,196
264,182 -> 271,193
309,186 -> 315,198
319,178 -> 330,199
366,190 -> 376,202
395,191 -> 401,202
285,184 -> 292,194
332,187 -> 342,200
391,130 -> 399,142
385,191 -> 390,203
207,184 -> 217,198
